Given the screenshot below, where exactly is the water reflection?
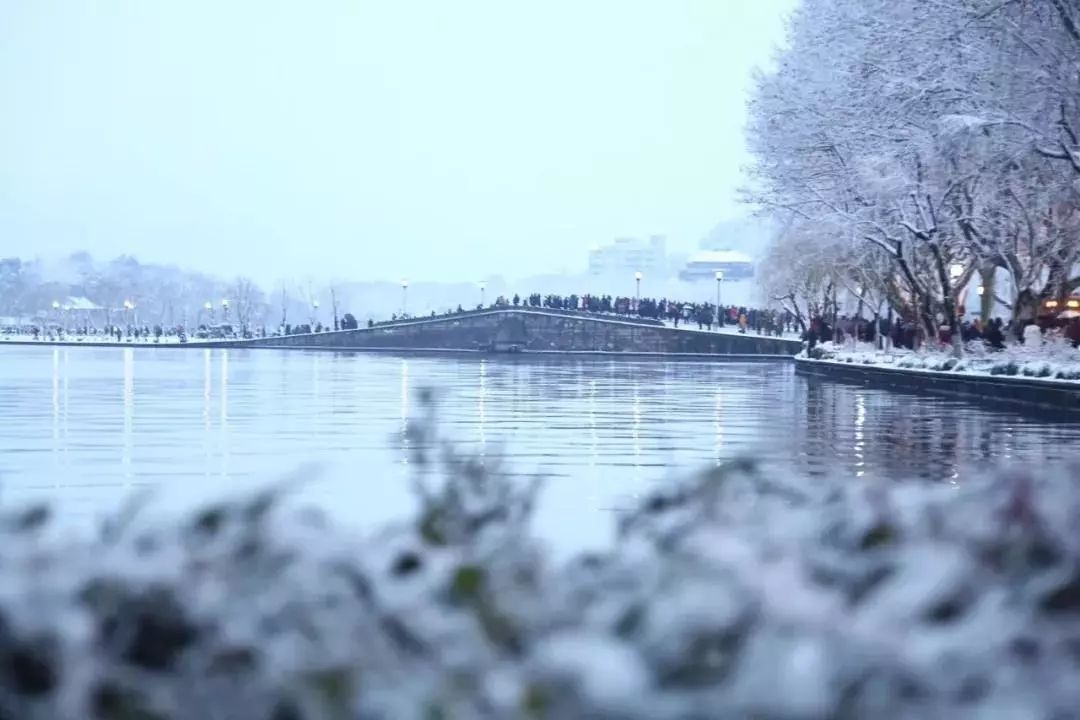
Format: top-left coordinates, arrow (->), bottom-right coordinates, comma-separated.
632,382 -> 641,470
588,378 -> 598,467
478,359 -> 486,460
122,348 -> 134,482
203,349 -> 212,430
219,350 -> 229,479
713,385 -> 724,467
399,358 -> 409,467
52,349 -> 60,453
4,347 -> 1080,553
853,392 -> 865,478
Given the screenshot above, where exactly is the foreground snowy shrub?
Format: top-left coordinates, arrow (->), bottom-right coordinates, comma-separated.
2,398 -> 1080,718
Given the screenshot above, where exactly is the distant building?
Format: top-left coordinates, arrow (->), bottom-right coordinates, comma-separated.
588,235 -> 667,278
678,250 -> 755,282
698,217 -> 773,257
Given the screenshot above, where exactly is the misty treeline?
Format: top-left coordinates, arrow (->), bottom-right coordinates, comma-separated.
0,252 -> 337,330
747,0 -> 1080,342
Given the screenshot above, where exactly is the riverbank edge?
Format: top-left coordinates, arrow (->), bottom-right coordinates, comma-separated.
795,356 -> 1080,412
0,339 -> 796,363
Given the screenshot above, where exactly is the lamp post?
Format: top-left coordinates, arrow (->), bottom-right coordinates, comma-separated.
204,301 -> 214,325
634,271 -> 642,313
479,281 -> 486,309
715,270 -> 724,326
401,279 -> 409,317
221,299 -> 229,327
977,285 -> 985,296
312,299 -> 320,329
123,300 -> 136,330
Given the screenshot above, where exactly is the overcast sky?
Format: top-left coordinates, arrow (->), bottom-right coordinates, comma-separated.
0,0 -> 794,284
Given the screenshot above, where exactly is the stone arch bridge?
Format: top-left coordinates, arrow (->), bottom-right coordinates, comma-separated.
233,308 -> 801,357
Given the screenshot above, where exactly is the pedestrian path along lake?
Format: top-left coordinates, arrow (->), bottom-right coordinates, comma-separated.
2,346 -> 1078,554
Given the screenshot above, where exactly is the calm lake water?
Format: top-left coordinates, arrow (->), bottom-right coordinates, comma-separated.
2,346 -> 1079,554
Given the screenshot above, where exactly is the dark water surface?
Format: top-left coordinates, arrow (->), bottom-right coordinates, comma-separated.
2,346 -> 1078,553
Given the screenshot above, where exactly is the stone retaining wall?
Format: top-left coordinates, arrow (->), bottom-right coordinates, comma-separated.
795,357 -> 1080,413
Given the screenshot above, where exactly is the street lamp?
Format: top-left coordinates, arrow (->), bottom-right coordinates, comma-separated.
950,263 -> 963,280
715,270 -> 724,325
634,271 -> 642,305
204,301 -> 214,324
401,279 -> 409,316
977,285 -> 985,296
221,298 -> 229,323
479,281 -> 486,308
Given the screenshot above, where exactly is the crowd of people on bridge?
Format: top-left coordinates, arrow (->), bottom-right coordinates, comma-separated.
373,291 -> 798,338
437,293 -> 799,337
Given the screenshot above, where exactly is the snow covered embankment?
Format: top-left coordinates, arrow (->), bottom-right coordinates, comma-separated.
3,401 -> 1080,718
803,339 -> 1080,383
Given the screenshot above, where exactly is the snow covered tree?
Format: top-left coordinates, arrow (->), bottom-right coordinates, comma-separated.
748,0 -> 1080,346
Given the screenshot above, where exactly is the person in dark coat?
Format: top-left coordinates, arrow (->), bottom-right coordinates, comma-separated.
984,318 -> 1005,350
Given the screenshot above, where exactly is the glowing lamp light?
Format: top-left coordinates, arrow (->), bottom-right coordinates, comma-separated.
1046,300 -> 1060,309
1068,299 -> 1080,309
204,301 -> 213,310
51,300 -> 60,310
634,271 -> 643,281
715,270 -> 724,281
976,286 -> 985,296
401,279 -> 409,289
949,263 -> 963,280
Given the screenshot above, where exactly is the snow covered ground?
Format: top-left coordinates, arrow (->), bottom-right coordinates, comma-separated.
804,339 -> 1080,382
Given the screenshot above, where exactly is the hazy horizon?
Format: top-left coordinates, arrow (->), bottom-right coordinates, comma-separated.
1,1 -> 794,286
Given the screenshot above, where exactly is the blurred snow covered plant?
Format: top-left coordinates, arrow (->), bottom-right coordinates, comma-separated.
4,401 -> 1080,718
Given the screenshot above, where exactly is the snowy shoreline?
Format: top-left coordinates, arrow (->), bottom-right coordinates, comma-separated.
796,343 -> 1080,412
800,342 -> 1080,385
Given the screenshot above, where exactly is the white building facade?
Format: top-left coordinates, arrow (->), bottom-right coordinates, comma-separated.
588,235 -> 667,279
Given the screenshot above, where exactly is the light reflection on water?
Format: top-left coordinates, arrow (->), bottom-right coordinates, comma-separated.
3,346 -> 1080,555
